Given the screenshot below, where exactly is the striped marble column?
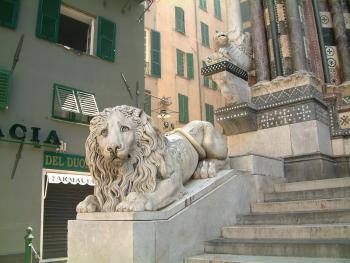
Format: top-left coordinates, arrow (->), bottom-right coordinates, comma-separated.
304,0 -> 325,81
329,0 -> 350,82
285,0 -> 308,72
249,0 -> 270,81
275,0 -> 293,76
318,0 -> 341,85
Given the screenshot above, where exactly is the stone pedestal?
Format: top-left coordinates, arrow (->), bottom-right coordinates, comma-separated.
202,61 -> 250,105
218,72 -> 339,181
67,170 -> 257,263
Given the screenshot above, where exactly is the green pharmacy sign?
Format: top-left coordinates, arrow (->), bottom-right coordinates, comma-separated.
43,151 -> 89,172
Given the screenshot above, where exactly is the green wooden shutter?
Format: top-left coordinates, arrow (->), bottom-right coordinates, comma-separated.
151,30 -> 161,77
211,80 -> 218,90
175,7 -> 185,33
97,17 -> 116,62
176,49 -> 184,76
76,91 -> 99,116
0,0 -> 20,29
178,94 -> 188,123
201,22 -> 209,47
0,69 -> 11,110
36,0 -> 61,42
202,61 -> 209,86
240,0 -> 250,23
205,104 -> 214,124
199,0 -> 207,11
214,0 -> 221,19
186,53 -> 194,79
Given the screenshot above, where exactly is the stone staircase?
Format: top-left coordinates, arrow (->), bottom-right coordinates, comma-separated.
185,177 -> 350,263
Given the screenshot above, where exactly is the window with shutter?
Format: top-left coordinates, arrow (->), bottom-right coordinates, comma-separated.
76,91 -> 99,116
176,49 -> 184,76
178,93 -> 189,124
186,53 -> 194,80
214,0 -> 221,20
199,0 -> 207,11
0,0 -> 20,29
97,17 -> 116,62
0,69 -> 11,110
151,30 -> 161,77
211,80 -> 218,90
175,6 -> 185,33
202,61 -> 209,86
52,84 -> 99,124
36,0 -> 61,42
205,103 -> 214,124
200,22 -> 210,47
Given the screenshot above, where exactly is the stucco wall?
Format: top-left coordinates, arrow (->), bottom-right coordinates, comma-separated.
0,0 -> 144,259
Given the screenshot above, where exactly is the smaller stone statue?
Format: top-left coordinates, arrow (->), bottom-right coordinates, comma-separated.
204,30 -> 253,105
77,105 -> 229,212
205,30 -> 252,71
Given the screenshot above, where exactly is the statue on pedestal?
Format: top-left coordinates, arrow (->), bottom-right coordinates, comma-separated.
204,31 -> 252,105
77,105 -> 229,212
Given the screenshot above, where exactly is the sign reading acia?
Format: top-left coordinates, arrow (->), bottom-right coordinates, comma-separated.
44,151 -> 89,172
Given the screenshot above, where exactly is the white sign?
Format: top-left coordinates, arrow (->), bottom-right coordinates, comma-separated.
47,172 -> 94,186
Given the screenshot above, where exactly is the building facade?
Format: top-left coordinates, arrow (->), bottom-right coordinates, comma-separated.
0,0 -> 144,262
144,0 -> 229,131
205,0 -> 350,181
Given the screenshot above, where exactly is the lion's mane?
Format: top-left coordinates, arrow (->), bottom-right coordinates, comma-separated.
85,106 -> 167,212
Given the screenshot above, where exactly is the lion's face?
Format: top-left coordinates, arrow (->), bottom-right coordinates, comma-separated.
95,110 -> 138,165
215,32 -> 229,47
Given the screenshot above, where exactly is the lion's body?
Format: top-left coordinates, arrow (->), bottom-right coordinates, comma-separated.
77,106 -> 229,213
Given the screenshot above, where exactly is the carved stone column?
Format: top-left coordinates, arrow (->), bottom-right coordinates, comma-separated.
249,0 -> 270,81
329,0 -> 350,82
285,0 -> 308,72
227,0 -> 243,39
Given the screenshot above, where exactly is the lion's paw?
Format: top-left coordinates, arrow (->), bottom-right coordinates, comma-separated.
116,192 -> 150,212
76,195 -> 100,213
193,160 -> 217,179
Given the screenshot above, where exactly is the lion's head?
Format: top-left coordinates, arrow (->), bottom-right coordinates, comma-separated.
214,31 -> 229,48
85,105 -> 167,212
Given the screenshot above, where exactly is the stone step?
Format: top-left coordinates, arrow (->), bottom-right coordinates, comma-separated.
252,198 -> 350,214
236,209 -> 350,225
274,177 -> 350,193
265,186 -> 350,202
204,238 -> 350,258
185,254 -> 350,263
221,224 -> 350,239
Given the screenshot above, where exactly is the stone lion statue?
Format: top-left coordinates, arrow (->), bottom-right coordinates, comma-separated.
77,105 -> 229,212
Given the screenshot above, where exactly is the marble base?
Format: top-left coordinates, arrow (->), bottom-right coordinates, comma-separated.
284,153 -> 337,182
227,120 -> 333,158
67,170 -> 257,263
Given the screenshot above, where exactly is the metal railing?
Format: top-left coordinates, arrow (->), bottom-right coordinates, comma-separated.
24,227 -> 41,263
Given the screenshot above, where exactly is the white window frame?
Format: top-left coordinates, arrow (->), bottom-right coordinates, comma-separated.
60,5 -> 96,55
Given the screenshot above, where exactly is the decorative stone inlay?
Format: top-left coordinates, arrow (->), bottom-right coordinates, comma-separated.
257,101 -> 329,129
252,85 -> 324,109
338,112 -> 350,129
342,96 -> 350,105
216,104 -> 257,135
216,83 -> 329,135
251,71 -> 323,97
326,98 -> 350,137
201,61 -> 248,81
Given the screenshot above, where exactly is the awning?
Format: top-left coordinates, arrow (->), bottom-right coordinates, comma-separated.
46,172 -> 94,186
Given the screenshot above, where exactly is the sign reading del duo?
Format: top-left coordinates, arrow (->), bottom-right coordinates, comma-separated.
43,151 -> 89,172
